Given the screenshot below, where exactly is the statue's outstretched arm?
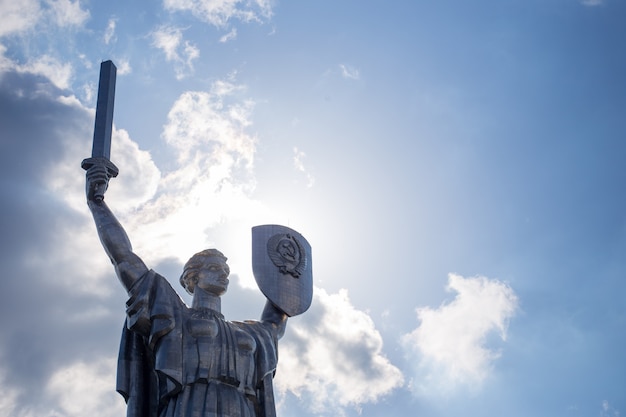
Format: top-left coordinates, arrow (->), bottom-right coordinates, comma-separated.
261,301 -> 288,339
86,165 -> 148,292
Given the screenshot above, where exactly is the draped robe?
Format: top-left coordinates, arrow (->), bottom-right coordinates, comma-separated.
116,270 -> 279,417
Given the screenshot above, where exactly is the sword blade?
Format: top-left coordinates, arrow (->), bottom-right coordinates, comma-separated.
92,60 -> 117,159
83,60 -> 119,202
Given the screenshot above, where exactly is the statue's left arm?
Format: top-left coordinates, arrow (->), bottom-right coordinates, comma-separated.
260,301 -> 288,339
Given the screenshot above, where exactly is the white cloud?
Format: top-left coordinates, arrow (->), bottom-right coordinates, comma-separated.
45,358 -> 126,417
0,369 -> 24,417
339,64 -> 360,80
19,54 -> 73,90
115,57 -> 132,75
293,147 -> 315,188
0,50 -> 73,90
219,27 -> 238,43
151,25 -> 200,79
581,0 -> 603,5
183,41 -> 200,70
0,72 -> 144,417
50,121 -> 160,214
25,55 -> 73,90
0,44 -> 11,73
81,81 -> 95,102
108,128 -> 162,209
276,287 -> 404,415
30,92 -> 160,296
0,0 -> 41,36
114,78 -> 264,265
103,17 -> 117,44
162,82 -> 255,166
16,72 -> 265,294
0,0 -> 86,90
402,274 -> 518,395
0,0 -> 88,38
163,0 -> 273,28
152,25 -> 182,61
45,0 -> 90,28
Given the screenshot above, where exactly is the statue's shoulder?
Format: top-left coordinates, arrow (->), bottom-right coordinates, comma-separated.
128,269 -> 187,310
232,319 -> 278,342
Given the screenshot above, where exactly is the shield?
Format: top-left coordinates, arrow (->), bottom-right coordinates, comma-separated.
252,225 -> 313,317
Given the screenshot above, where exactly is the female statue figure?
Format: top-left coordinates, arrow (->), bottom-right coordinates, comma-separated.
85,164 -> 290,417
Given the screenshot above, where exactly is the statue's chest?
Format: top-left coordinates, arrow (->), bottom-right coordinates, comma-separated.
183,312 -> 257,386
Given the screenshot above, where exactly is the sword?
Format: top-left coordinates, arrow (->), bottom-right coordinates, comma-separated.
82,60 -> 119,202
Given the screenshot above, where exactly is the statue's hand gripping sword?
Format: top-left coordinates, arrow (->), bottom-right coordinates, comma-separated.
82,60 -> 119,202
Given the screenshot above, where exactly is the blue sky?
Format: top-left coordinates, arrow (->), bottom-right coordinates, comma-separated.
0,1 -> 625,416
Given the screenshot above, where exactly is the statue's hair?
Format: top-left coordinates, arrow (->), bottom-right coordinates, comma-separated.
179,249 -> 228,294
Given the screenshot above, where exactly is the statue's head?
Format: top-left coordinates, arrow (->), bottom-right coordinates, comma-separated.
180,249 -> 230,295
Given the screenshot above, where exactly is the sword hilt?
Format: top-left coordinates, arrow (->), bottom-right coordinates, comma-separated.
82,157 -> 119,202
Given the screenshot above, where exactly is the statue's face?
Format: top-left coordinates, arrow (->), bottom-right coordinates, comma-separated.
186,257 -> 230,296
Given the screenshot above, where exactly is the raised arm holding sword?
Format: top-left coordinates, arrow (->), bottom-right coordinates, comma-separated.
83,60 -> 312,417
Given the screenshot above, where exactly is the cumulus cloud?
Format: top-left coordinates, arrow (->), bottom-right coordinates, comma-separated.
0,29 -> 426,417
54,123 -> 159,214
0,0 -> 88,38
0,69 -> 142,416
0,0 -> 41,36
0,46 -> 73,90
1,13 -> 388,417
151,25 -> 200,79
0,370 -> 22,417
111,77 -> 266,266
0,358 -> 124,417
162,80 -> 255,164
1,70 -> 161,296
275,287 -> 404,415
402,274 -> 518,395
21,54 -> 74,90
46,358 -> 125,417
163,0 -> 273,28
0,60 -> 270,417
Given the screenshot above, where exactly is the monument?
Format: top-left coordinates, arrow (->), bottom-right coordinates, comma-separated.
83,61 -> 312,417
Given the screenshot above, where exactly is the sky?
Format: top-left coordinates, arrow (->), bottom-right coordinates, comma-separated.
0,0 -> 625,416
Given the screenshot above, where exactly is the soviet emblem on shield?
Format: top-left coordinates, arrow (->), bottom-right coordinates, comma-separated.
252,225 -> 313,316
267,233 -> 306,278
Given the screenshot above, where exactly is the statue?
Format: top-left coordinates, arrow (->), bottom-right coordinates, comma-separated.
84,61 -> 312,417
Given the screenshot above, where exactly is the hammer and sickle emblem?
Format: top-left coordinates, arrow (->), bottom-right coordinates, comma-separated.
267,233 -> 307,278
